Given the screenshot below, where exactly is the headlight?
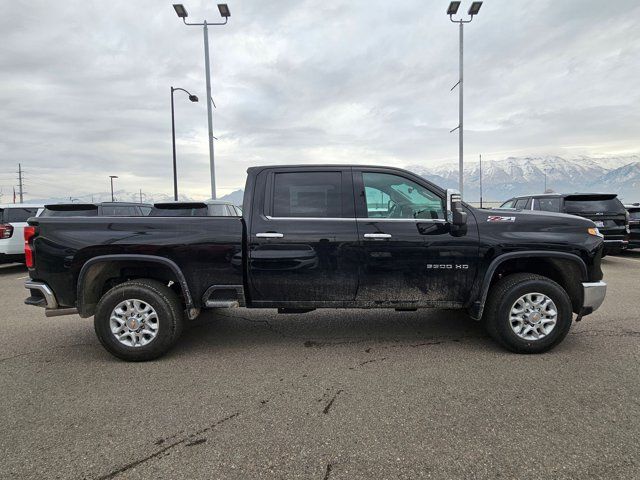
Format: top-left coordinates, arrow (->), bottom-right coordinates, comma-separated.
588,227 -> 604,238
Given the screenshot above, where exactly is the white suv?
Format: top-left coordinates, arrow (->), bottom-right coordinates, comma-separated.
0,204 -> 43,263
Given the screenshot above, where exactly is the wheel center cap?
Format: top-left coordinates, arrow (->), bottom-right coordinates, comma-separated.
528,312 -> 542,324
127,317 -> 140,330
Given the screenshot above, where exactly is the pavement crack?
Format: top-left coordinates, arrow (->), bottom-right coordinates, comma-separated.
322,390 -> 343,415
322,463 -> 333,480
96,412 -> 239,480
0,343 -> 95,363
358,357 -> 386,366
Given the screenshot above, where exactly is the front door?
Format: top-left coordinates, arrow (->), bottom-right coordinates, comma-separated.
353,169 -> 477,306
248,168 -> 359,305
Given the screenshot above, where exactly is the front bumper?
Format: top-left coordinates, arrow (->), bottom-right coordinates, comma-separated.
581,281 -> 607,314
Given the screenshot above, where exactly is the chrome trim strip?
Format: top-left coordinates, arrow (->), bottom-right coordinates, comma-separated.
358,218 -> 447,223
24,281 -> 58,309
582,281 -> 606,312
256,232 -> 284,238
364,233 -> 392,239
265,216 -> 353,221
264,216 -> 447,223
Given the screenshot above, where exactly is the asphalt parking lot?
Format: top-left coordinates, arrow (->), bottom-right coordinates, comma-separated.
1,254 -> 639,479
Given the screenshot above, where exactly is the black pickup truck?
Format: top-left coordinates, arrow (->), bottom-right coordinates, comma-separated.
24,165 -> 607,361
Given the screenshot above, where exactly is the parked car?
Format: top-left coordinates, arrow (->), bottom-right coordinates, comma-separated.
39,202 -> 153,217
0,204 -> 43,263
499,193 -> 629,255
24,165 -> 606,361
625,203 -> 640,249
149,200 -> 241,217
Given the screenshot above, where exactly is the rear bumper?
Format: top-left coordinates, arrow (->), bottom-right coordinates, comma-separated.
603,239 -> 628,252
24,280 -> 58,308
24,280 -> 79,317
580,281 -> 607,315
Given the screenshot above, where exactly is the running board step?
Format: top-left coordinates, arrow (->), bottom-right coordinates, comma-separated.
205,300 -> 239,308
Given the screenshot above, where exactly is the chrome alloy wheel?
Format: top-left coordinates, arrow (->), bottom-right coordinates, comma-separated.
110,299 -> 159,347
509,293 -> 558,341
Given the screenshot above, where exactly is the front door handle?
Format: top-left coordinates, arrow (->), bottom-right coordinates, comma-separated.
364,233 -> 392,239
256,232 -> 284,238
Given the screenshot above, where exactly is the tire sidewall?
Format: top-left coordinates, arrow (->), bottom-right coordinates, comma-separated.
495,279 -> 572,352
94,282 -> 180,361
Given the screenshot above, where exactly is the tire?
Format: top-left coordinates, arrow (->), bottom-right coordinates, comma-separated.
483,273 -> 573,354
94,279 -> 184,361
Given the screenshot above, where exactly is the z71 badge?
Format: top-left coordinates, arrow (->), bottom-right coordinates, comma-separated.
487,216 -> 516,222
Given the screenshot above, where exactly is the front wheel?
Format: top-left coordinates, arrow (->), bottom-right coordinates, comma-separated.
483,273 -> 573,354
94,279 -> 184,361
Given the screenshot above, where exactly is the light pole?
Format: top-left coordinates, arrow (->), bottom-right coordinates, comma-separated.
448,1 -> 482,198
173,3 -> 231,199
109,175 -> 118,202
479,153 -> 483,208
171,87 -> 199,201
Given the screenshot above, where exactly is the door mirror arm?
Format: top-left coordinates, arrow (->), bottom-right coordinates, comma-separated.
446,189 -> 468,237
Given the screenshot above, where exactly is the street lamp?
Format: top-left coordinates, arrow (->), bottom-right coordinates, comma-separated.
173,3 -> 231,199
447,1 -> 482,198
171,87 -> 199,201
109,175 -> 118,202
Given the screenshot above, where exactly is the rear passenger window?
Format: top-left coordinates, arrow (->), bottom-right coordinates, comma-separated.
533,198 -> 560,212
6,208 -> 37,222
273,172 -> 342,218
514,198 -> 529,209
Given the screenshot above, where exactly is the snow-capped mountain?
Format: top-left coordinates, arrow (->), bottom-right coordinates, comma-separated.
409,156 -> 640,203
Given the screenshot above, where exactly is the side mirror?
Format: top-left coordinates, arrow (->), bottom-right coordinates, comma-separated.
446,189 -> 467,237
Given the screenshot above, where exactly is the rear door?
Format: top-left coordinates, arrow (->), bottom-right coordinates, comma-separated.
353,169 -> 478,305
248,168 -> 359,304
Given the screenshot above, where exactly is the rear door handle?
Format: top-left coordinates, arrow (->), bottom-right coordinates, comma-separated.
256,232 -> 284,238
364,233 -> 392,239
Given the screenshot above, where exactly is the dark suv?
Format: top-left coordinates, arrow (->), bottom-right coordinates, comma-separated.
500,193 -> 629,255
625,203 -> 640,249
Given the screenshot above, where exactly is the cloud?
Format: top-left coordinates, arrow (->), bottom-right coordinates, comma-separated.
0,0 -> 639,201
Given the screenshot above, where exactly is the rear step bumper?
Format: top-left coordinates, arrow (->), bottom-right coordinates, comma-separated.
24,281 -> 57,309
24,280 -> 78,317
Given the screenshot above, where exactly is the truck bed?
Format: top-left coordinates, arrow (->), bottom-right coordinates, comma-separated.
28,216 -> 244,309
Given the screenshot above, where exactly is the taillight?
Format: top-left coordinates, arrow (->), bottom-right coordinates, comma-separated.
24,226 -> 36,268
0,224 -> 13,239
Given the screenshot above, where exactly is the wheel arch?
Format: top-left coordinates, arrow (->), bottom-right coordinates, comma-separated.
470,251 -> 587,320
77,254 -> 195,319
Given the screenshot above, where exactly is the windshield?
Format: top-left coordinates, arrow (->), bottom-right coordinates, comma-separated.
628,209 -> 640,220
564,196 -> 625,214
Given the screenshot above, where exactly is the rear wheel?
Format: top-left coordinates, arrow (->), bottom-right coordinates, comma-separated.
483,273 -> 573,353
94,279 -> 184,361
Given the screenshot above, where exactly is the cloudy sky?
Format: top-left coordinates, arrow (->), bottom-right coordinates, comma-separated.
1,0 -> 639,201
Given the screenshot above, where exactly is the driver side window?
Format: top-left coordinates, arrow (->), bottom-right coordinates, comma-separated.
362,172 -> 445,220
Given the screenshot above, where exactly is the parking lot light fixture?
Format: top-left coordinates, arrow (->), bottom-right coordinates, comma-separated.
468,2 -> 483,16
173,4 -> 188,18
217,4 -> 230,18
174,3 -> 231,200
447,2 -> 461,15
